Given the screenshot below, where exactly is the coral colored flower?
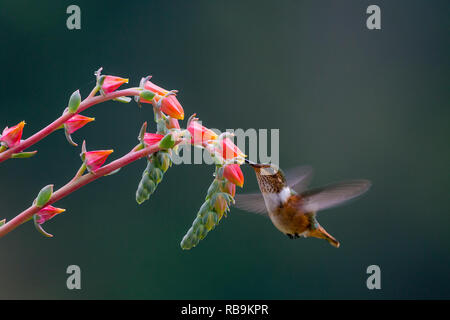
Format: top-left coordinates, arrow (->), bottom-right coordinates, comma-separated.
220,138 -> 245,160
141,80 -> 184,120
65,114 -> 95,134
0,121 -> 25,148
84,149 -> 114,171
223,164 -> 244,187
143,133 -> 164,146
102,76 -> 129,93
220,180 -> 236,197
35,205 -> 65,224
187,120 -> 218,144
166,117 -> 180,130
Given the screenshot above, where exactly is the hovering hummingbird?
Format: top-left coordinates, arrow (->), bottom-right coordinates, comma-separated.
235,160 -> 371,247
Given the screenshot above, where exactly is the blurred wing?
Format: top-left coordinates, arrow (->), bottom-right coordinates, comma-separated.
300,180 -> 371,213
284,165 -> 314,194
234,192 -> 268,215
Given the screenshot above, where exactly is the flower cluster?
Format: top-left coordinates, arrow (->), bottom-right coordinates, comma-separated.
180,165 -> 241,249
0,68 -> 249,252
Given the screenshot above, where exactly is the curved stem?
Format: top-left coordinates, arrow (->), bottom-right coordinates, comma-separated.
0,88 -> 141,163
0,143 -> 161,238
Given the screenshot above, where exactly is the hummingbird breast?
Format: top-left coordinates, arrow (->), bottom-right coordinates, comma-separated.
265,193 -> 311,235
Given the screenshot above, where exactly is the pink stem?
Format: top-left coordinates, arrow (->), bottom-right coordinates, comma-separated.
0,88 -> 141,163
0,143 -> 161,238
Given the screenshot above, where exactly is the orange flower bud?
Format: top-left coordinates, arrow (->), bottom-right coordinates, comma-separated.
187,120 -> 218,145
84,149 -> 113,172
141,80 -> 184,120
65,114 -> 95,134
0,121 -> 25,148
102,76 -> 129,93
35,205 -> 65,224
223,164 -> 244,187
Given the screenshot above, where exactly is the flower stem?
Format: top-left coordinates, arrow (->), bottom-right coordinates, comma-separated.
0,88 -> 141,164
0,142 -> 163,238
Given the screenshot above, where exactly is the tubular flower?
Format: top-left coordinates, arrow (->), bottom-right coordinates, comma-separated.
221,180 -> 236,197
64,114 -> 95,134
143,133 -> 164,146
187,120 -> 218,145
166,117 -> 180,130
35,205 -> 65,224
141,80 -> 184,120
223,164 -> 244,187
220,138 -> 245,160
102,76 -> 129,93
84,149 -> 114,172
0,121 -> 25,148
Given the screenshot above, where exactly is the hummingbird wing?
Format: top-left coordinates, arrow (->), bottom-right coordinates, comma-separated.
284,165 -> 314,194
234,192 -> 268,215
299,179 -> 371,213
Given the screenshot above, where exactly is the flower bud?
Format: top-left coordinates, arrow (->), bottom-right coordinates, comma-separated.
187,120 -> 218,145
156,151 -> 171,172
203,211 -> 218,231
102,76 -> 129,93
220,180 -> 236,197
143,133 -> 164,146
83,149 -> 113,172
0,121 -> 25,148
220,137 -> 245,160
142,80 -> 184,120
223,164 -> 244,187
35,205 -> 65,224
166,117 -> 180,130
65,114 -> 95,134
212,193 -> 228,216
150,167 -> 163,184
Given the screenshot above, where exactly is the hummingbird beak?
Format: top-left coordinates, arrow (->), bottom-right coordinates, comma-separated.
244,159 -> 271,169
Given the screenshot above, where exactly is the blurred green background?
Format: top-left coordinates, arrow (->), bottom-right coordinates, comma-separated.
0,0 -> 449,299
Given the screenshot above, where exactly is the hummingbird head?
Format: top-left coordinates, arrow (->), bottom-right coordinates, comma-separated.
245,159 -> 286,193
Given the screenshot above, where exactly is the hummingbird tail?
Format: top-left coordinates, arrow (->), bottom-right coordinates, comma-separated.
309,225 -> 340,248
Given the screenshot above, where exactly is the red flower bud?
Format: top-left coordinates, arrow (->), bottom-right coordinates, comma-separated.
0,121 -> 25,148
221,181 -> 236,197
65,114 -> 95,134
223,164 -> 244,187
166,117 -> 180,130
84,149 -> 113,172
102,76 -> 129,93
143,133 -> 164,146
220,138 -> 245,160
187,120 -> 218,145
36,205 -> 65,224
141,80 -> 184,120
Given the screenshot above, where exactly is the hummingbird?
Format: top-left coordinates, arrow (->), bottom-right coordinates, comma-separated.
235,160 -> 371,247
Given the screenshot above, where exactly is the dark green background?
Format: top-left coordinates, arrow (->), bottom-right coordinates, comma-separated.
0,0 -> 449,299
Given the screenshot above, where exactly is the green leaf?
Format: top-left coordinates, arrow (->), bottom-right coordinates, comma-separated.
140,90 -> 155,101
68,89 -> 81,113
158,133 -> 175,150
35,184 -> 54,208
11,151 -> 38,158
